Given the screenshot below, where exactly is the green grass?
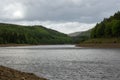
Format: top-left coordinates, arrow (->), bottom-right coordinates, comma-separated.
83,38 -> 120,44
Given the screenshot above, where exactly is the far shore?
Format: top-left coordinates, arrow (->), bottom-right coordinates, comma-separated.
0,65 -> 47,80
0,44 -> 73,47
1,43 -> 120,48
77,43 -> 120,48
0,44 -> 35,47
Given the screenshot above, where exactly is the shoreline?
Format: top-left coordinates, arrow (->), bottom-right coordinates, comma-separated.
0,44 -> 33,47
1,43 -> 120,48
0,44 -> 73,47
77,43 -> 120,48
0,65 -> 47,80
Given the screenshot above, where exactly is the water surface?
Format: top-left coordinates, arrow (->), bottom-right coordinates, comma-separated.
0,45 -> 120,80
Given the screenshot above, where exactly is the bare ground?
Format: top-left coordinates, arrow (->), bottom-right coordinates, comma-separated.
77,43 -> 120,48
0,65 -> 47,80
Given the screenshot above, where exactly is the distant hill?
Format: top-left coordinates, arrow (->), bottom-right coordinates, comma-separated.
69,30 -> 91,43
68,32 -> 82,37
69,30 -> 91,37
78,30 -> 91,37
0,23 -> 72,44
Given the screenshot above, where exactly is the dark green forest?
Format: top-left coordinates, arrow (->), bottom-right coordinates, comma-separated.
91,11 -> 120,38
0,23 -> 72,44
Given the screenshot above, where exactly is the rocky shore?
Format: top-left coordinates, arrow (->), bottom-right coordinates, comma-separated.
0,65 -> 47,80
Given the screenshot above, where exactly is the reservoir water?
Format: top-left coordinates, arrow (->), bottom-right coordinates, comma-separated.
0,45 -> 120,80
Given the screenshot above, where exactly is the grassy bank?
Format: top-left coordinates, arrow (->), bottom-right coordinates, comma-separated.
77,38 -> 120,48
0,65 -> 47,80
83,38 -> 120,43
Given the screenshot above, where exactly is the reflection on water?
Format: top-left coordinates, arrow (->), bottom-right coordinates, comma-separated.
0,45 -> 120,80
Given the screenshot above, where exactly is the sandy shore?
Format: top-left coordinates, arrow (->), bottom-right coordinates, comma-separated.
77,43 -> 120,48
0,65 -> 47,80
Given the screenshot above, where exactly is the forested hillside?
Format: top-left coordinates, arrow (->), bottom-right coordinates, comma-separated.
91,11 -> 120,38
0,23 -> 72,44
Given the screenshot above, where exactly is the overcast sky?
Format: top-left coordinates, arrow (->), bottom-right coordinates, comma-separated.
0,0 -> 120,34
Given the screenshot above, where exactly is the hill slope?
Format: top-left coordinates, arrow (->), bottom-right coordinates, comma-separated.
78,11 -> 120,47
0,23 -> 72,44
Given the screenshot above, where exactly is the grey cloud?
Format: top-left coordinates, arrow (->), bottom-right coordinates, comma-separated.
23,0 -> 120,23
0,0 -> 120,33
1,0 -> 120,23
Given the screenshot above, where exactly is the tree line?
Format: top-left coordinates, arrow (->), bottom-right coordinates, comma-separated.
91,11 -> 120,38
